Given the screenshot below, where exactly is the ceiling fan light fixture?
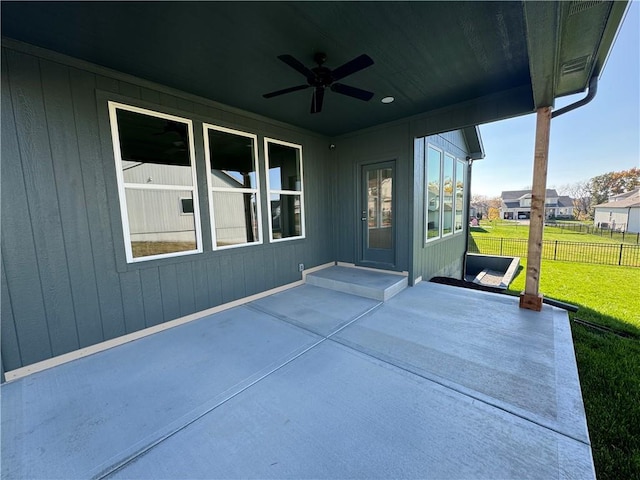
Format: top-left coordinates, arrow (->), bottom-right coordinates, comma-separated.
381,96 -> 395,104
263,52 -> 375,114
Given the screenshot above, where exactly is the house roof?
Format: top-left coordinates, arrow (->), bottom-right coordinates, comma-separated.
501,189 -> 559,200
594,190 -> 640,209
608,186 -> 640,201
557,196 -> 574,208
1,1 -> 628,137
502,201 -> 521,209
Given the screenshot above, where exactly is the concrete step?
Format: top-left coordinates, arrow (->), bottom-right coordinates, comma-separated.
306,265 -> 408,301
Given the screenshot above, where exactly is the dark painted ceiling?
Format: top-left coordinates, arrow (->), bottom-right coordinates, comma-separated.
1,1 -> 627,136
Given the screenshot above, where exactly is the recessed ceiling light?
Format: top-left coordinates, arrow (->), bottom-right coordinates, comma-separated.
381,96 -> 395,104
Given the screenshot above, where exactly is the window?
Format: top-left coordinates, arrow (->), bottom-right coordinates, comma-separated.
426,145 -> 442,240
180,198 -> 194,214
264,138 -> 305,241
426,143 -> 467,241
109,102 -> 202,262
454,160 -> 465,233
443,154 -> 455,236
204,125 -> 262,249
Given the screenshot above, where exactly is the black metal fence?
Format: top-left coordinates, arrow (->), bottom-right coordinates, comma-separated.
547,222 -> 640,244
469,237 -> 640,267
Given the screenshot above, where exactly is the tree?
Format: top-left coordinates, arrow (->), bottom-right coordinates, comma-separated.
558,168 -> 639,220
471,195 -> 502,220
487,207 -> 500,220
558,181 -> 591,220
589,167 -> 640,207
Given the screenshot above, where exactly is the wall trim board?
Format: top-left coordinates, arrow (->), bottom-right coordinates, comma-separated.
0,37 -> 325,141
4,262 -> 334,383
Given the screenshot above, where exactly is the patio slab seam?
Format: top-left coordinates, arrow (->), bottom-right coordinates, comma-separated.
251,290 -> 589,447
245,300 -> 384,339
92,301 -> 384,480
89,336 -> 326,480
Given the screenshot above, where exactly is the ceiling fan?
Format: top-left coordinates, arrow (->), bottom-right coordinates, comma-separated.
263,52 -> 375,114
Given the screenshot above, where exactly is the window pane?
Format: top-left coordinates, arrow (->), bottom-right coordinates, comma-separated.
367,168 -> 393,249
426,147 -> 441,239
443,155 -> 454,235
268,142 -> 301,191
125,188 -> 197,258
455,161 -> 465,232
207,129 -> 258,189
117,109 -> 193,186
211,191 -> 259,247
271,193 -> 302,239
180,197 -> 194,214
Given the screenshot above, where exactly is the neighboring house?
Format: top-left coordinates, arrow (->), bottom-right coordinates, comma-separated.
0,2 -> 625,377
500,189 -> 574,220
593,188 -> 640,233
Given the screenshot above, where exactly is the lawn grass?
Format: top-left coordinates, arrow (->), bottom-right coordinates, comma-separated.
507,259 -> 640,479
131,241 -> 197,258
470,225 -> 640,266
508,260 -> 640,333
473,221 -> 639,245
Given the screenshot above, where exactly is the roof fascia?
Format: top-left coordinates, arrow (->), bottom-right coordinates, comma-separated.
523,1 -> 563,108
462,126 -> 485,161
591,1 -> 630,79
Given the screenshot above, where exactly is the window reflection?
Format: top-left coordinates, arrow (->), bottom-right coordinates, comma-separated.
211,192 -> 259,246
208,129 -> 258,189
443,155 -> 454,235
367,167 -> 393,249
426,146 -> 442,239
266,139 -> 304,241
125,189 -> 197,258
205,126 -> 261,248
117,110 -> 193,187
270,193 -> 302,239
110,103 -> 201,262
267,143 -> 301,191
455,161 -> 465,232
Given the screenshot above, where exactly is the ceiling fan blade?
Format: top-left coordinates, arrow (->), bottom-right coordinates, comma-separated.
278,54 -> 315,81
331,83 -> 374,101
310,87 -> 325,114
331,54 -> 374,81
263,84 -> 309,99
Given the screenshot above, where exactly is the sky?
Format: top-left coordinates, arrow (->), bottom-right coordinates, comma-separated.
471,2 -> 640,198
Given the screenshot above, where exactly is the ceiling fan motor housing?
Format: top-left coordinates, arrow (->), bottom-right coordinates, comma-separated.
263,51 -> 375,113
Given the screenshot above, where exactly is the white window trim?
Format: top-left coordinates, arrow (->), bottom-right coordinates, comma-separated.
108,101 -> 203,263
425,143 -> 443,243
454,159 -> 466,235
264,137 -> 306,243
203,123 -> 263,250
442,153 -> 456,238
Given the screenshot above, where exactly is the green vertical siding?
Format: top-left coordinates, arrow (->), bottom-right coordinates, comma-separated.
412,133 -> 471,281
333,120 -> 472,280
334,123 -> 412,272
1,45 -> 335,373
1,41 -> 477,376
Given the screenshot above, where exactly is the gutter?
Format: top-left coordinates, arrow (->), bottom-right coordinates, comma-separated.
551,76 -> 598,118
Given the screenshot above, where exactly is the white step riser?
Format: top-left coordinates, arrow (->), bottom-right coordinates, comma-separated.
306,267 -> 408,301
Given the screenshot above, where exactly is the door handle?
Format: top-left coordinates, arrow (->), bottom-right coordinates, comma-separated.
361,211 -> 367,221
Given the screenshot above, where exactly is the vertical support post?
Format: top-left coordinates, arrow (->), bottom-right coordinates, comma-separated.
520,107 -> 552,311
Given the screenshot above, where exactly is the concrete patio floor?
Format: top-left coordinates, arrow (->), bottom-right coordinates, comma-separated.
1,271 -> 594,479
